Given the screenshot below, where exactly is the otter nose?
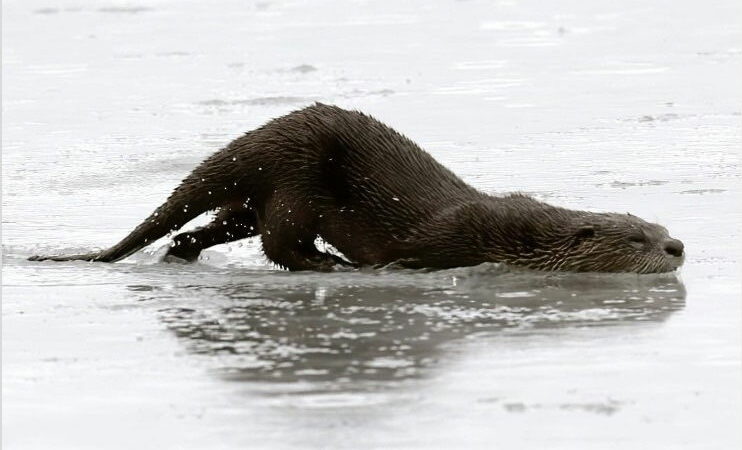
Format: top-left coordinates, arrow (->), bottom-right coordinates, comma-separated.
664,239 -> 684,258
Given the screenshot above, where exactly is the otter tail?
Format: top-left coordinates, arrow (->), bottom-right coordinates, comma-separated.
29,163 -> 236,263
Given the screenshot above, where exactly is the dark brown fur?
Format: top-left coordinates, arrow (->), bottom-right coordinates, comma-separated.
30,104 -> 684,273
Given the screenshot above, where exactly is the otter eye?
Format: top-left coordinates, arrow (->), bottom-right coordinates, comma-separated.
575,226 -> 595,239
628,234 -> 646,248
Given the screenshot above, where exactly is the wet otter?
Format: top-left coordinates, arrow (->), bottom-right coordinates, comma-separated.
30,103 -> 684,273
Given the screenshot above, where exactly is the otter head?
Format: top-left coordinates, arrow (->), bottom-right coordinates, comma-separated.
549,213 -> 685,273
483,197 -> 684,274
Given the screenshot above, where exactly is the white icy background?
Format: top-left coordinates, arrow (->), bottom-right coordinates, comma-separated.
2,1 -> 740,449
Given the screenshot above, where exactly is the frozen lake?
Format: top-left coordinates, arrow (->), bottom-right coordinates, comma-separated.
2,0 -> 740,448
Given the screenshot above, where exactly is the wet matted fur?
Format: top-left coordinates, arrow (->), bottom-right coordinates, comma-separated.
30,104 -> 685,273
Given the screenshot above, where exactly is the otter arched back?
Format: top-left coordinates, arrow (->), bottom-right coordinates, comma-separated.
29,103 -> 684,273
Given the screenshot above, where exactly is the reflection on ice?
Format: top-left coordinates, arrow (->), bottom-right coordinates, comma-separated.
138,266 -> 686,387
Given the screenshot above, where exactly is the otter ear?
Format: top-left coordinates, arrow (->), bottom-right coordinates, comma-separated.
575,225 -> 595,239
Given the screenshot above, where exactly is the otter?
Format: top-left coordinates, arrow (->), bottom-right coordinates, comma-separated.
29,103 -> 684,273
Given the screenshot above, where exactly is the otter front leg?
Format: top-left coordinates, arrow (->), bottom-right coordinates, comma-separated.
258,199 -> 349,271
261,228 -> 344,271
166,207 -> 258,262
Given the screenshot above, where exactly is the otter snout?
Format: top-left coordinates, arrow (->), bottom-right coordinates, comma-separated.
663,238 -> 684,258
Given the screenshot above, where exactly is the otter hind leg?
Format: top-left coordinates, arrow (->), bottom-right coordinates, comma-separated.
166,206 -> 258,262
28,170 -> 229,263
28,196 -> 207,263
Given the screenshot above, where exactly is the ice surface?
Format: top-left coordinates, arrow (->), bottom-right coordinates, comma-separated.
2,0 -> 740,449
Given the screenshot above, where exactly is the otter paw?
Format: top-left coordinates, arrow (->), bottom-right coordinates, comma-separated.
162,247 -> 201,263
303,253 -> 349,272
162,255 -> 192,264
